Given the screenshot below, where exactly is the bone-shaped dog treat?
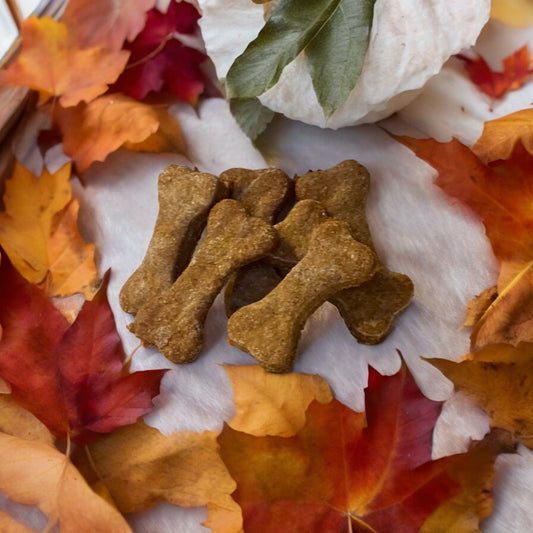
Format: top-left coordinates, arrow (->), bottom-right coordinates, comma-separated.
334,269 -> 415,344
130,199 -> 277,364
268,199 -> 329,274
119,165 -> 225,315
295,160 -> 373,246
221,167 -> 293,315
226,200 -> 327,316
219,167 -> 292,223
227,219 -> 376,373
295,160 -> 413,344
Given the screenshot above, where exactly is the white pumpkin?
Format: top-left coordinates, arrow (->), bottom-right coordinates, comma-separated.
198,0 -> 491,128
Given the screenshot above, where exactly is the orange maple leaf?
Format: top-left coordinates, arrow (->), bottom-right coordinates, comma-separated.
216,364 -> 502,533
61,0 -> 156,51
457,45 -> 533,98
1,16 -> 129,107
0,433 -> 133,532
396,136 -> 533,350
52,94 -> 185,172
0,162 -> 99,299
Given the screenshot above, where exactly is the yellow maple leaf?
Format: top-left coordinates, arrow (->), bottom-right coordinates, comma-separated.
0,162 -> 99,299
223,364 -> 333,437
491,0 -> 533,27
473,108 -> 533,163
1,16 -> 129,107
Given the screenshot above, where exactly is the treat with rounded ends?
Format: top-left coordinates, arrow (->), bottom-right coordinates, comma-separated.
334,269 -> 414,344
295,159 -> 414,344
219,167 -> 293,223
198,0 -> 490,128
295,160 -> 372,246
130,199 -> 278,364
268,199 -> 329,274
227,219 -> 376,373
119,165 -> 225,315
222,167 -> 293,315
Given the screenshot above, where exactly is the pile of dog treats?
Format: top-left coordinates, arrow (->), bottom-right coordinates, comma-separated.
120,161 -> 413,373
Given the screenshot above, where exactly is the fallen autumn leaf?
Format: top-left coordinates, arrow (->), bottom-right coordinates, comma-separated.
1,16 -> 129,107
0,432 -> 132,533
217,363 -> 504,532
396,135 -> 533,351
0,256 -> 166,445
0,161 -> 99,299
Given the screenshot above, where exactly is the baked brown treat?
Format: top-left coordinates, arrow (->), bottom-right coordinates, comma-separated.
219,167 -> 292,223
130,199 -> 277,364
295,160 -> 413,344
119,165 -> 225,315
221,167 -> 293,315
268,199 -> 329,274
227,219 -> 376,373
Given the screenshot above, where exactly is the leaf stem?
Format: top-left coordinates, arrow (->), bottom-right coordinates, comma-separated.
65,432 -> 71,457
124,341 -> 142,368
84,444 -> 100,478
126,33 -> 175,70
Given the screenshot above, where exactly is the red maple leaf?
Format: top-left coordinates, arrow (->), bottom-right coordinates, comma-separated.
0,253 -> 166,445
111,0 -> 216,104
217,363 -> 502,532
457,45 -> 533,98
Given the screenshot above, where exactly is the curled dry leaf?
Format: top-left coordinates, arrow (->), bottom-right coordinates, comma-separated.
0,257 -> 166,445
73,421 -> 241,531
462,286 -> 497,328
395,137 -> 533,268
1,17 -> 129,107
471,261 -> 533,348
396,136 -> 533,351
223,364 -> 332,437
0,162 -> 99,299
0,433 -> 132,533
53,94 -> 175,172
429,342 -> 533,449
217,363 -> 504,532
473,108 -> 533,163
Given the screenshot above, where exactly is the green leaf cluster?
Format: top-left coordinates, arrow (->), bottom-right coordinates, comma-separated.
225,0 -> 376,139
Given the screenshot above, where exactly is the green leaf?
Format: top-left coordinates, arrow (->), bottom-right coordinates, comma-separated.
229,97 -> 275,140
225,0 -> 344,100
307,0 -> 376,118
225,0 -> 376,135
